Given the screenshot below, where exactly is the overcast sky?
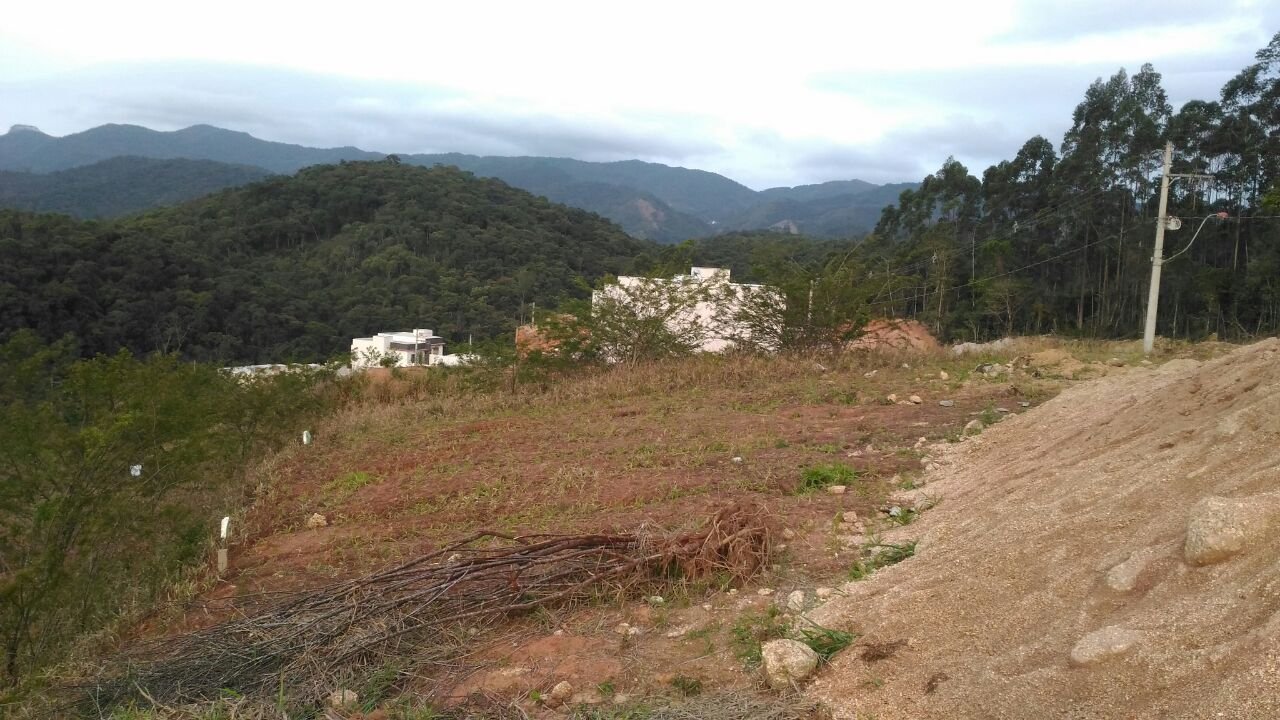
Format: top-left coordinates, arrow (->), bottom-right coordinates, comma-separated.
1,1 -> 1275,189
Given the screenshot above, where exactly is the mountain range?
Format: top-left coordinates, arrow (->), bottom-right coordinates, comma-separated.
0,123 -> 913,241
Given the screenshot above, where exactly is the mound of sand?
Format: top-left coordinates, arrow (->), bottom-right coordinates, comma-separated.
849,319 -> 941,353
808,338 -> 1280,719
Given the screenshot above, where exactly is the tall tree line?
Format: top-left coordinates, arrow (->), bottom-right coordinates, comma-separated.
864,32 -> 1280,342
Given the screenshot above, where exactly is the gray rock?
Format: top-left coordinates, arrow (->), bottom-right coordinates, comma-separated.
761,639 -> 820,690
1069,626 -> 1141,666
1184,494 -> 1280,565
939,400 -> 955,407
909,395 -> 923,404
786,589 -> 806,612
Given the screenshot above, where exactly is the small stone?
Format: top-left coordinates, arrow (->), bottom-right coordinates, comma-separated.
909,395 -> 923,404
782,527 -> 797,540
732,456 -> 744,464
647,595 -> 665,605
613,694 -> 632,705
306,512 -> 328,529
1019,401 -> 1030,407
786,589 -> 806,612
1105,550 -> 1152,592
1070,626 -> 1141,666
627,626 -> 643,637
939,370 -> 949,380
815,587 -> 835,599
886,393 -> 898,403
902,363 -> 910,369
552,629 -> 564,636
842,510 -> 859,523
761,639 -> 820,690
614,622 -> 632,636
939,399 -> 955,407
727,589 -> 738,596
327,689 -> 359,709
963,419 -> 984,434
995,407 -> 1010,414
702,603 -> 713,611
758,587 -> 775,596
1140,359 -> 1153,366
863,370 -> 877,378
1107,357 -> 1125,367
814,362 -> 829,372
548,680 -> 574,704
827,485 -> 847,495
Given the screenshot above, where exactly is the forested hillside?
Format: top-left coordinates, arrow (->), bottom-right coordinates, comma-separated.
0,124 -> 912,240
858,33 -> 1280,342
0,156 -> 271,218
0,160 -> 648,363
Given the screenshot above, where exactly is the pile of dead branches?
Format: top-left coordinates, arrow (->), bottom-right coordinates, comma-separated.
84,503 -> 772,710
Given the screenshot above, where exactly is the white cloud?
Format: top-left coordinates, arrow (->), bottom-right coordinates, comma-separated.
0,0 -> 1273,187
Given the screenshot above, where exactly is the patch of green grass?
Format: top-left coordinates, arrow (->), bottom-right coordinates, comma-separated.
848,541 -> 917,580
730,605 -> 789,667
798,463 -> 860,493
797,624 -> 856,662
325,469 -> 376,497
978,405 -> 1002,426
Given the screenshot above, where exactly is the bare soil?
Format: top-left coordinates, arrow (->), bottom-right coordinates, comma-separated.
807,338 -> 1280,719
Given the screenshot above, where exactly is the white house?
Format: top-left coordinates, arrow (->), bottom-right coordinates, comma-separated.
350,329 -> 446,369
593,266 -> 783,353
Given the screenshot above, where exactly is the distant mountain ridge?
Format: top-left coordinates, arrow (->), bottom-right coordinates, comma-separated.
0,156 -> 272,218
0,123 -> 915,240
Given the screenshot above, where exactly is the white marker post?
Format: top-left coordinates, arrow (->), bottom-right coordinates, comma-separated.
217,516 -> 230,575
130,464 -> 142,477
302,430 -> 312,446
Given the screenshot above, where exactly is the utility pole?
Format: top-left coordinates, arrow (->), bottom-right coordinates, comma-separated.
1143,142 -> 1214,355
1142,142 -> 1173,355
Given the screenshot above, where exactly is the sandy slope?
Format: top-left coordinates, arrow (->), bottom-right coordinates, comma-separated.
808,338 -> 1280,719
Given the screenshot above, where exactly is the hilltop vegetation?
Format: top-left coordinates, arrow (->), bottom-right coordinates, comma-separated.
0,160 -> 648,363
0,156 -> 272,218
856,33 -> 1280,342
0,124 -> 912,240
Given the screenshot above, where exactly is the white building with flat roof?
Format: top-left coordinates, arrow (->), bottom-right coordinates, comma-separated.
593,267 -> 782,354
350,329 -> 446,369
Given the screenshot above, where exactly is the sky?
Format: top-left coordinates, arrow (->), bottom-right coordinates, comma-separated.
1,1 -> 1275,189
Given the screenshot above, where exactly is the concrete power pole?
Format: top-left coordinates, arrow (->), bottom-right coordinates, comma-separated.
1142,142 -> 1174,356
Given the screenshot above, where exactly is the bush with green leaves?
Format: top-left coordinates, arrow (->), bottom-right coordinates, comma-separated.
0,331 -> 337,688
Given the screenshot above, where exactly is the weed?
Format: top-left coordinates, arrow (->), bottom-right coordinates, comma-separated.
388,697 -> 446,719
730,605 -> 789,666
597,680 -> 616,697
798,463 -> 859,493
848,541 -> 917,580
886,506 -> 918,526
797,624 -> 856,662
670,675 -> 703,696
978,405 -> 1002,426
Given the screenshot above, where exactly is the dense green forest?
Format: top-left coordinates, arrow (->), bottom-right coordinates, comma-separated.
0,160 -> 648,363
857,33 -> 1280,342
0,156 -> 271,218
0,124 -> 913,241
